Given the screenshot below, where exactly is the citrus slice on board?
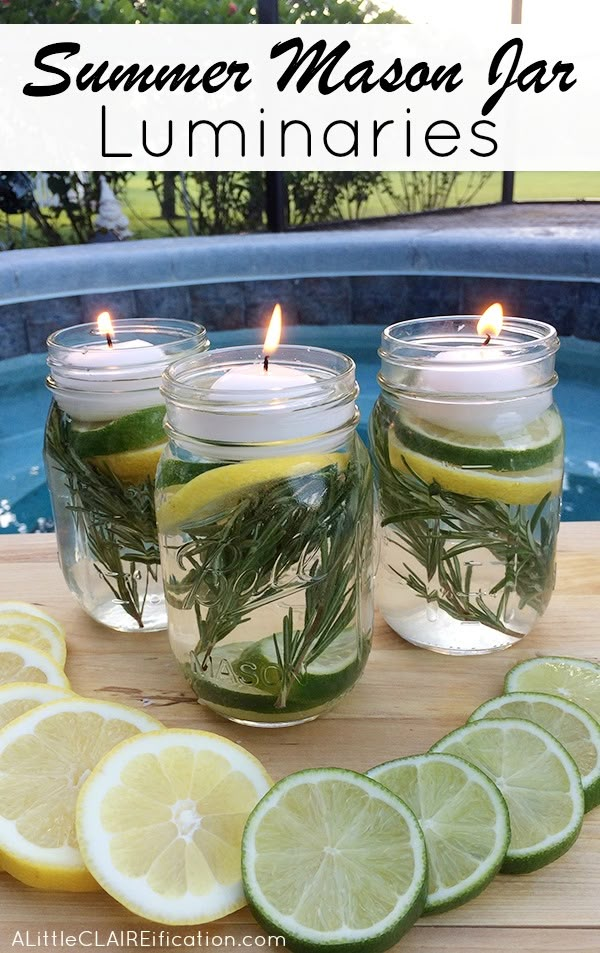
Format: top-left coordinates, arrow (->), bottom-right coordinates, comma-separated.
0,639 -> 69,689
431,718 -> 584,874
76,729 -> 272,923
157,453 -> 347,531
505,656 -> 600,722
470,692 -> 600,812
395,407 -> 563,472
0,683 -> 73,731
367,752 -> 510,914
0,698 -> 161,891
242,767 -> 427,953
0,612 -> 67,668
388,433 -> 562,506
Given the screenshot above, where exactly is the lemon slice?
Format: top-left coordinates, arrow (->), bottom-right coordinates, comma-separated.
389,432 -> 562,506
0,639 -> 69,689
157,453 -> 347,532
76,729 -> 272,923
0,610 -> 67,668
90,442 -> 166,485
0,697 -> 161,891
0,683 -> 73,730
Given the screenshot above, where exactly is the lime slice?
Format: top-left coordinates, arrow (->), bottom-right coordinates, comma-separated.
70,405 -> 166,459
367,752 -> 509,914
242,767 -> 427,953
396,407 -> 562,472
158,453 -> 347,532
156,459 -> 225,491
185,642 -> 354,725
470,692 -> 600,812
389,431 -> 562,506
505,656 -> 600,723
90,442 -> 165,484
240,629 -> 360,702
431,718 -> 584,874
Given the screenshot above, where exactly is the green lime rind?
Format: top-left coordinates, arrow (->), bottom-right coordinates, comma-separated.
239,630 -> 361,703
395,407 -> 563,472
470,691 -> 600,813
431,718 -> 584,875
184,642 -> 361,721
70,405 -> 166,458
156,459 -> 226,491
367,752 -> 510,915
504,656 -> 600,724
242,767 -> 428,953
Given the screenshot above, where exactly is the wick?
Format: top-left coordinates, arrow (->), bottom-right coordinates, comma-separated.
482,334 -> 491,347
263,355 -> 269,372
106,334 -> 113,348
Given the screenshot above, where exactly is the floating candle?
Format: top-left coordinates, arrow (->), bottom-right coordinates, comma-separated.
47,316 -> 206,423
409,306 -> 552,435
164,306 -> 357,460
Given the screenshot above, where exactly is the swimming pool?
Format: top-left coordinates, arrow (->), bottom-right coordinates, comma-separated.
1,325 -> 598,531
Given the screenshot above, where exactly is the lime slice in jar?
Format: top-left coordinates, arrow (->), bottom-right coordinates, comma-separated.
70,405 -> 166,458
388,432 -> 562,505
240,629 -> 361,703
396,408 -> 563,472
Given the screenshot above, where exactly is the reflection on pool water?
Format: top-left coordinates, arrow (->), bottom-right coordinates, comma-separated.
1,325 -> 598,532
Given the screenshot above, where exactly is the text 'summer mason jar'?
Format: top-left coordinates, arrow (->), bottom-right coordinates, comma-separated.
370,315 -> 563,655
157,345 -> 374,726
44,318 -> 208,633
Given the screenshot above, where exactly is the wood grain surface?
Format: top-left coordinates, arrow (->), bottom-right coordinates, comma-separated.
0,524 -> 599,952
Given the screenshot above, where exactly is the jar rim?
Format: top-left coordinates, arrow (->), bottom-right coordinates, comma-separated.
162,344 -> 357,412
381,315 -> 558,368
47,318 -> 207,371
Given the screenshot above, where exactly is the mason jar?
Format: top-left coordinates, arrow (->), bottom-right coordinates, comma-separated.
156,345 -> 374,726
44,318 -> 209,633
370,316 -> 563,655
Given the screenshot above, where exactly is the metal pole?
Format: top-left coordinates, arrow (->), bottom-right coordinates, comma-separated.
501,0 -> 523,204
258,0 -> 287,231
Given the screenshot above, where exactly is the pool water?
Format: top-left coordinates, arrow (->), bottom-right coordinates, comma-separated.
1,326 -> 598,532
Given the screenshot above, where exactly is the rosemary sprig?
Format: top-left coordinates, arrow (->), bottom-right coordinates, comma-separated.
44,404 -> 160,628
371,402 -> 559,637
163,445 -> 372,709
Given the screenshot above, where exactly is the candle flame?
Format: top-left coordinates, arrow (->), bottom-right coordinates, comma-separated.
263,303 -> 282,357
97,311 -> 114,338
477,303 -> 504,339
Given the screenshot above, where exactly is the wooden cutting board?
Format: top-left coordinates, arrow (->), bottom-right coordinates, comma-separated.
0,525 -> 599,953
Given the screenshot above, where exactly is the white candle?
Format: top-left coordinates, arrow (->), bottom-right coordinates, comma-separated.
411,345 -> 552,435
166,307 -> 357,460
211,362 -> 314,393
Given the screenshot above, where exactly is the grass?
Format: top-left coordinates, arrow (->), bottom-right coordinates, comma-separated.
2,172 -> 600,247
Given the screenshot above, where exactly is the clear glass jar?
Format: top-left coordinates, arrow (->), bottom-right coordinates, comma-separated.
157,345 -> 374,726
370,316 -> 563,655
44,319 -> 208,633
